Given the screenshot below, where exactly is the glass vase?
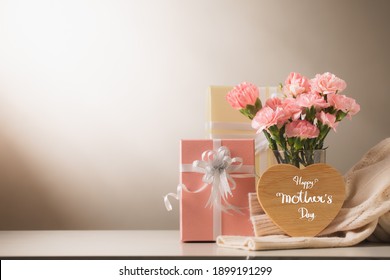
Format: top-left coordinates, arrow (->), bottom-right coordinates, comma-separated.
271,149 -> 326,168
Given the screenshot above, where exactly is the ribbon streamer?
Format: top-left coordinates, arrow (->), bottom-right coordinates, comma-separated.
255,133 -> 270,154
163,183 -> 208,212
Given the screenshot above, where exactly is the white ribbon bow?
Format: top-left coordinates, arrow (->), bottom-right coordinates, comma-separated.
193,146 -> 242,209
164,146 -> 254,212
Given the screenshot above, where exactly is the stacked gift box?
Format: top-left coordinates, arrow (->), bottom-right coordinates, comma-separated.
167,85 -> 282,242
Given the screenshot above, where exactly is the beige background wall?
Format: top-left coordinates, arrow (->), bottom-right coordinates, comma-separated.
0,0 -> 389,230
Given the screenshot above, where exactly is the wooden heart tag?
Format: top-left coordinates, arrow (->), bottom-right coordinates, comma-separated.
257,163 -> 345,237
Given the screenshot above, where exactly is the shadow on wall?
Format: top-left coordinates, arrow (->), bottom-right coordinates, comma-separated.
0,132 -> 65,230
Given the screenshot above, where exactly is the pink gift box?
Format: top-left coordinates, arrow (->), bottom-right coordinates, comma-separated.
180,139 -> 255,242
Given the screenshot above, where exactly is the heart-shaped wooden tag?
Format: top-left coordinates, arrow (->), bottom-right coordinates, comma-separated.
257,163 -> 345,237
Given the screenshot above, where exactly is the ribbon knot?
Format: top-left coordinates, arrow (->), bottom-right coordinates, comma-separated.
193,146 -> 243,209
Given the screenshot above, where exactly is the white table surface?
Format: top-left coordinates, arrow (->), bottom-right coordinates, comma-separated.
0,230 -> 389,259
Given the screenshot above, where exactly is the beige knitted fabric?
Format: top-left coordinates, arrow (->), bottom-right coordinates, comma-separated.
217,138 -> 390,250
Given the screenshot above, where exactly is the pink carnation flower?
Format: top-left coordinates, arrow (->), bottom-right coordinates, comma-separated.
283,72 -> 311,97
327,93 -> 361,118
310,72 -> 347,95
251,106 -> 285,133
281,98 -> 302,121
226,82 -> 259,109
316,111 -> 338,131
285,120 -> 319,139
295,92 -> 328,110
265,97 -> 283,110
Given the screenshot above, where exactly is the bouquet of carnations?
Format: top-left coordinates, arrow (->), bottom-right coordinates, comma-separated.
226,72 -> 360,167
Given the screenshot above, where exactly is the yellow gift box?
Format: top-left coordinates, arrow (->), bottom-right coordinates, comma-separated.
206,85 -> 283,176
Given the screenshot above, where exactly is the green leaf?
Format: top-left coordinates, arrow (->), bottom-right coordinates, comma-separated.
239,108 -> 251,119
239,108 -> 247,116
246,104 -> 255,111
294,138 -> 303,150
279,125 -> 287,149
336,110 -> 347,121
287,137 -> 294,147
326,106 -> 336,114
268,125 -> 281,145
263,130 -> 277,150
255,98 -> 262,111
